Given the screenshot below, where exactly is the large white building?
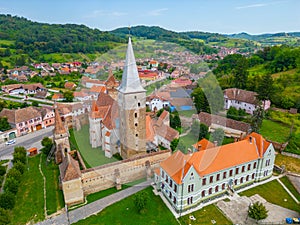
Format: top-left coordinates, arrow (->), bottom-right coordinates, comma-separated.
154,132 -> 275,213
224,88 -> 271,114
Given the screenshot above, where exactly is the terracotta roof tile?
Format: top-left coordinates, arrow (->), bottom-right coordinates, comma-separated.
193,138 -> 215,151
224,88 -> 258,105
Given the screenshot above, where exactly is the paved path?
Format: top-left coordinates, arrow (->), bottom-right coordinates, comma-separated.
277,177 -> 300,204
287,174 -> 300,194
36,180 -> 152,225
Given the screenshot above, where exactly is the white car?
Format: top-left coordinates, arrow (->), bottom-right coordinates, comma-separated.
5,139 -> 16,145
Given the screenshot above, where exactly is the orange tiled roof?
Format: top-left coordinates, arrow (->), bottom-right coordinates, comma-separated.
161,132 -> 270,184
193,138 -> 215,151
90,85 -> 107,93
146,115 -> 155,141
54,108 -> 67,135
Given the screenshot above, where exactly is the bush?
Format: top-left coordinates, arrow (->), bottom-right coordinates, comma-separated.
133,191 -> 149,214
0,208 -> 11,225
41,137 -> 53,155
0,166 -> 6,176
248,201 -> 268,221
12,146 -> 27,164
0,192 -> 15,210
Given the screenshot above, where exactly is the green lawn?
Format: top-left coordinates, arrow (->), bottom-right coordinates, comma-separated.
178,110 -> 197,118
145,79 -> 171,95
70,125 -> 118,168
239,180 -> 300,213
11,155 -> 45,225
179,131 -> 198,150
41,155 -> 64,215
74,187 -> 179,225
260,119 -> 290,143
179,204 -> 232,225
275,153 -> 300,174
280,176 -> 300,202
86,178 -> 147,204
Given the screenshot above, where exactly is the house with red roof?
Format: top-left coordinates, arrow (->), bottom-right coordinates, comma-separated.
154,132 -> 275,213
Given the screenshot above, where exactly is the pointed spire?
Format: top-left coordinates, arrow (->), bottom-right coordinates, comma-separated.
118,37 -> 145,93
54,106 -> 67,135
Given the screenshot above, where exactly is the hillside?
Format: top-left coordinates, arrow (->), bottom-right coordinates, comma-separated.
227,32 -> 300,46
111,26 -> 218,55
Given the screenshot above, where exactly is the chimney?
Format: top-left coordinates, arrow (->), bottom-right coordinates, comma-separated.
214,141 -> 218,147
197,144 -> 202,151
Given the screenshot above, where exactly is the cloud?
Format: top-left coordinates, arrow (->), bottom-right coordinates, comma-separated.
85,10 -> 127,18
148,8 -> 168,16
235,1 -> 287,10
235,3 -> 267,10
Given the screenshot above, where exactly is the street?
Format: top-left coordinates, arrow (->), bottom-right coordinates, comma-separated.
0,126 -> 54,159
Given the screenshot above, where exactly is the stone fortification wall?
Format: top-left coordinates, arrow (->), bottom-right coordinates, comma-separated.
81,150 -> 171,195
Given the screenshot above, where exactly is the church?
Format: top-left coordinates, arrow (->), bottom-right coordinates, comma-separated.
89,37 -> 178,159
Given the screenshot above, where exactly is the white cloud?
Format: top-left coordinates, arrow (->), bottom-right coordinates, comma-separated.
148,8 -> 168,16
85,10 -> 127,18
235,1 -> 287,10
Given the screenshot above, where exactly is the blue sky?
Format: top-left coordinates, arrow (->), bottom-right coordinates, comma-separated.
0,0 -> 299,34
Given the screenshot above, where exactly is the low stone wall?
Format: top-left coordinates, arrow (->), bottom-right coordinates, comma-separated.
281,152 -> 300,159
81,150 -> 171,195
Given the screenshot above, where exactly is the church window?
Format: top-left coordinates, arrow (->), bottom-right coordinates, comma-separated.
135,123 -> 138,127
138,102 -> 140,107
134,96 -> 137,99
136,134 -> 138,137
135,113 -> 137,118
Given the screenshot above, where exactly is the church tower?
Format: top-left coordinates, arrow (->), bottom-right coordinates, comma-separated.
54,107 -> 70,164
118,37 -> 146,159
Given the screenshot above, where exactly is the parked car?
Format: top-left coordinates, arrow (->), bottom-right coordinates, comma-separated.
5,139 -> 16,145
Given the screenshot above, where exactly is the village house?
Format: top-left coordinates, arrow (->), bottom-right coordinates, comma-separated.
224,88 -> 271,114
64,82 -> 77,90
154,132 -> 275,213
196,112 -> 251,138
52,93 -> 65,102
0,106 -> 44,136
146,95 -> 170,112
171,77 -> 192,87
1,83 -> 46,95
81,76 -> 106,88
146,110 -> 179,149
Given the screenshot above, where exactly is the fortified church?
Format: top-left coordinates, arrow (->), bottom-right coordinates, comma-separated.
53,38 -> 173,206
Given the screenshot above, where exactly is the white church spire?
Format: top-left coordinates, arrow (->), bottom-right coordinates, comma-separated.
118,37 -> 145,93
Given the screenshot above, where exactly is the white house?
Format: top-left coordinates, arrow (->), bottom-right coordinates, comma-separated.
224,88 -> 271,114
154,132 -> 275,213
146,95 -> 170,112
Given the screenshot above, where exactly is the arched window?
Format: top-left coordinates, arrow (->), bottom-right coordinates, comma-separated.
201,190 -> 205,197
222,183 -> 226,190
253,162 -> 257,169
208,188 -> 212,195
252,173 -> 255,179
215,186 -> 219,192
246,175 -> 249,181
240,177 -> 244,183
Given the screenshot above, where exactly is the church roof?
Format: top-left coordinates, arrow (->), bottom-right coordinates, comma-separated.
59,153 -> 81,182
54,107 -> 67,135
118,37 -> 145,94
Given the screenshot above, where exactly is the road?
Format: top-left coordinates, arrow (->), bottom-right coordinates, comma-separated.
0,126 -> 54,159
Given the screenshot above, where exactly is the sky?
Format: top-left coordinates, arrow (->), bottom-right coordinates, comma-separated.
0,0 -> 299,34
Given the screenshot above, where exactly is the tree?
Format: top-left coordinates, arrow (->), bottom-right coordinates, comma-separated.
63,90 -> 74,102
191,87 -> 210,113
6,168 -> 22,182
257,74 -> 274,102
133,191 -> 149,214
0,165 -> 6,176
191,121 -> 200,139
13,161 -> 25,174
0,192 -> 15,210
4,177 -> 19,194
41,137 -> 53,155
12,146 -> 27,164
0,117 -> 11,132
226,106 -> 239,121
31,100 -> 39,107
251,105 -> 264,133
232,56 -> 248,89
248,201 -> 268,221
199,123 -> 209,140
0,208 -> 11,225
170,112 -> 181,131
170,138 -> 179,152
210,128 -> 224,146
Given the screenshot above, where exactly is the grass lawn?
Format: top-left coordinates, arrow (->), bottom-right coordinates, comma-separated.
275,153 -> 300,174
145,79 -> 171,95
280,176 -> 300,202
239,180 -> 300,213
10,155 -> 45,225
179,131 -> 198,150
260,119 -> 290,143
41,155 -> 64,215
179,204 -> 232,225
86,178 -> 147,204
74,187 -> 179,225
69,125 -> 118,168
178,110 -> 197,118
